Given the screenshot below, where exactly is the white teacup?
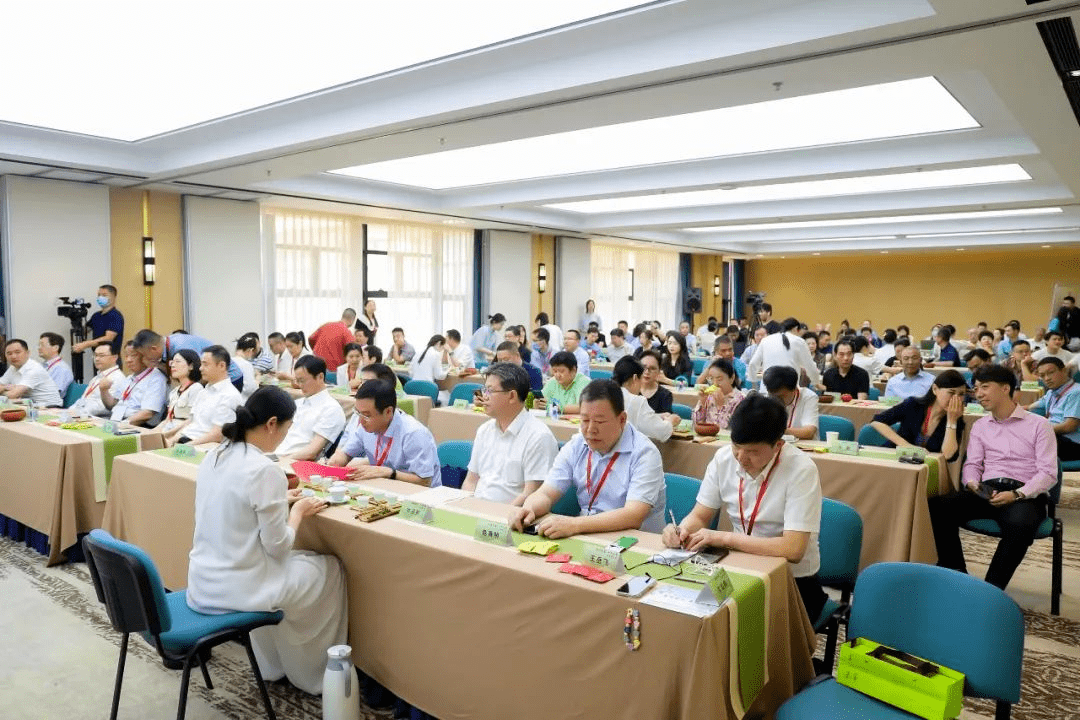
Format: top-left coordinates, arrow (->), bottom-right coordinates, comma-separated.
826,431 -> 840,447
309,474 -> 325,489
328,483 -> 348,504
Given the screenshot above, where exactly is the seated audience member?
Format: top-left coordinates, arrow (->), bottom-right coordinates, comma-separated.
534,312 -> 563,355
470,313 -> 506,363
509,379 -> 667,537
802,331 -> 827,383
530,327 -> 554,375
885,345 -> 936,400
975,330 -> 996,357
692,358 -> 745,430
883,335 -> 910,368
762,365 -> 819,440
965,348 -> 992,371
495,340 -> 543,392
232,336 -> 259,400
185,386 -> 346,695
996,321 -> 1021,360
336,343 -> 365,392
536,351 -> 590,414
38,332 -> 74,398
1028,327 -> 1047,354
328,380 -> 441,486
822,339 -> 870,400
165,346 -> 241,445
613,356 -> 680,441
605,328 -> 631,362
930,325 -> 961,367
678,321 -> 698,355
562,329 -> 592,377
638,349 -> 674,415
630,325 -> 654,356
740,326 -> 768,365
702,335 -> 747,388
816,328 -> 833,356
275,332 -> 312,382
239,332 -> 276,373
658,331 -> 693,385
696,318 -> 718,351
333,362 -> 403,455
101,343 -> 167,426
1032,330 -> 1075,371
274,356 -> 347,461
267,332 -> 290,376
872,329 -> 898,367
445,329 -> 475,369
503,325 -> 532,364
462,363 -> 559,505
71,344 -> 123,417
132,328 -> 244,388
851,335 -> 888,378
352,325 -> 372,349
870,370 -> 967,460
1029,357 -> 1080,461
895,324 -> 910,340
582,327 -> 607,360
309,308 -> 356,371
0,338 -> 63,407
928,364 -> 1057,591
159,349 -> 204,434
388,327 -> 416,365
362,344 -> 383,367
663,394 -> 825,621
409,335 -> 449,384
1002,339 -> 1037,384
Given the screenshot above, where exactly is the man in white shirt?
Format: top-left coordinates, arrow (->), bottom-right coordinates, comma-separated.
168,345 -> 241,445
872,329 -> 898,367
328,380 -> 441,486
604,328 -> 631,362
613,356 -> 679,441
679,321 -> 698,355
0,339 -> 63,407
275,356 -> 347,461
71,344 -> 122,417
100,343 -> 167,426
38,332 -> 74,399
563,329 -> 592,378
885,345 -> 936,400
267,332 -> 291,377
509,379 -> 667,538
697,320 -> 719,356
762,365 -> 819,440
445,329 -> 475,369
851,335 -> 888,378
695,316 -> 718,339
1033,330 -> 1076,372
747,317 -> 822,390
663,392 -> 825,622
463,363 -> 559,505
534,312 -> 563,356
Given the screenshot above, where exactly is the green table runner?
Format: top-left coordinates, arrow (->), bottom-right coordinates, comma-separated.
151,446 -> 206,465
35,416 -> 141,500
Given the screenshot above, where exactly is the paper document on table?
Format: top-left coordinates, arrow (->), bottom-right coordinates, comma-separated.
639,583 -> 720,618
407,486 -> 472,506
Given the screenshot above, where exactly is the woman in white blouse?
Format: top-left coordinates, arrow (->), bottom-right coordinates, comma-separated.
336,342 -> 364,392
275,331 -> 312,383
159,349 -> 203,436
186,386 -> 347,694
409,334 -> 449,383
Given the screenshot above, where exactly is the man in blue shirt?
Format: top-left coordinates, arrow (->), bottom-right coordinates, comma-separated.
885,345 -> 935,399
931,326 -> 961,367
1029,356 -> 1080,461
496,341 -> 543,393
996,321 -> 1021,361
73,284 -> 124,356
563,329 -> 592,378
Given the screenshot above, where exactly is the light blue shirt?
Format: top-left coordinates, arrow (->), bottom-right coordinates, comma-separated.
996,338 -> 1013,362
44,357 -> 74,398
470,325 -> 500,354
340,408 -> 442,486
572,347 -> 592,377
545,423 -> 666,532
740,343 -> 757,365
731,357 -> 748,385
1031,381 -> 1080,444
884,371 -> 935,400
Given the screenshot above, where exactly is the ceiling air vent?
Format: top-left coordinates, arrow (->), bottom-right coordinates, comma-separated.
1036,16 -> 1080,126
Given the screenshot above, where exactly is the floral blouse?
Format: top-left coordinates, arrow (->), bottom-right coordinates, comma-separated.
692,388 -> 745,429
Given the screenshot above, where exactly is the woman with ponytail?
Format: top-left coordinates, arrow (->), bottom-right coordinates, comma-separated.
275,331 -> 311,383
470,312 -> 506,362
186,386 -> 347,694
409,334 -> 449,383
746,316 -> 823,391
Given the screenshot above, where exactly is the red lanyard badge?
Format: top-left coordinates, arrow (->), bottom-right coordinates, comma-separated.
738,448 -> 782,536
585,450 -> 621,514
374,434 -> 394,467
121,368 -> 154,402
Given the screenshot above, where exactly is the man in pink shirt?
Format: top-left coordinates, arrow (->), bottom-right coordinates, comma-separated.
309,308 -> 356,370
929,364 -> 1057,590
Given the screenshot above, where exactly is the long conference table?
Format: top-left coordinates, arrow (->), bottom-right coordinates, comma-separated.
103,450 -> 815,720
427,407 -> 943,569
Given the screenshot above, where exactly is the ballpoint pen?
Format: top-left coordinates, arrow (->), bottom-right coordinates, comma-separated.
668,509 -> 683,548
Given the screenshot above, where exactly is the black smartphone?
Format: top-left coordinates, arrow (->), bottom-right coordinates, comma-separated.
521,524 -> 539,535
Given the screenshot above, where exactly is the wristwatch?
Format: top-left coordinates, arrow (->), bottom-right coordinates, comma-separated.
389,468 -> 397,481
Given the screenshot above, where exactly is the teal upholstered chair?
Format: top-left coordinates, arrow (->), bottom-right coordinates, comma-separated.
663,472 -> 700,524
814,499 -> 863,670
818,415 -> 855,442
437,440 -> 473,489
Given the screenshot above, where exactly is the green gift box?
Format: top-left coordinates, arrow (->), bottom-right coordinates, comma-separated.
837,638 -> 964,720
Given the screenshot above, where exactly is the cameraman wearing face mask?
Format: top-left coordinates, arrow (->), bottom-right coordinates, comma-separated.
72,284 -> 124,357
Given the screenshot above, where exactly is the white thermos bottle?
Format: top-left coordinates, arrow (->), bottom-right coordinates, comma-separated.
322,645 -> 361,720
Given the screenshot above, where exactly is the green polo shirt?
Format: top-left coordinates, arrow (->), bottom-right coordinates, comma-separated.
542,373 -> 590,409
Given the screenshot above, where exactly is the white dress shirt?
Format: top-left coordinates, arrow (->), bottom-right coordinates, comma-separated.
872,344 -> 896,367
698,443 -> 821,577
410,347 -> 448,383
544,423 -> 667,532
782,387 -> 820,432
0,359 -> 63,407
468,407 -> 559,504
275,388 -> 347,457
233,355 -> 257,400
72,365 -> 122,417
852,353 -> 884,378
183,378 -> 242,439
621,387 -> 674,442
451,343 -> 475,369
274,352 -> 293,376
109,368 -> 168,425
748,332 -> 822,387
543,324 -> 564,355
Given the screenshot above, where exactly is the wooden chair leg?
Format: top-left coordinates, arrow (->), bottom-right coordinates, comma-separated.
110,632 -> 129,720
240,633 -> 277,720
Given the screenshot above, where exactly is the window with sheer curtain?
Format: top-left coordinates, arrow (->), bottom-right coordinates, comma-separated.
266,208 -> 474,344
591,243 -> 680,332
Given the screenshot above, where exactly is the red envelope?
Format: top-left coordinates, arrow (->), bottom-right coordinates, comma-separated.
558,563 -> 579,574
545,553 -> 572,563
584,569 -> 615,583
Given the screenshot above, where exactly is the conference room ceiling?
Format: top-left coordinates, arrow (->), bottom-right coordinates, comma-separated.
3,0 -> 1080,257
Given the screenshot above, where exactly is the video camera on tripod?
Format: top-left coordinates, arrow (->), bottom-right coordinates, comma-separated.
56,297 -> 91,383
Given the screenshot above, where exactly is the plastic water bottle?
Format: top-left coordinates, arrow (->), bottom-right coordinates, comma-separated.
549,400 -> 560,421
323,645 -> 361,720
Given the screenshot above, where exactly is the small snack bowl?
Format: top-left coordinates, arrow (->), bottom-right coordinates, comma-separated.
1,408 -> 27,422
694,422 -> 720,437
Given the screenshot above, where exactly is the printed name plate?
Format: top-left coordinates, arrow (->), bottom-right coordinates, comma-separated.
453,399 -> 470,409
102,420 -> 117,434
474,518 -> 513,546
695,566 -> 735,606
172,444 -> 196,457
582,542 -> 626,573
399,500 -> 435,524
833,440 -> 860,456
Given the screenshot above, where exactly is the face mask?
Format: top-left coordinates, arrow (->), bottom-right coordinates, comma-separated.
96,296 -> 109,308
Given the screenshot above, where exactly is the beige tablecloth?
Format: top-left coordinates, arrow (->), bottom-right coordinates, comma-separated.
0,419 -> 163,564
102,464 -> 815,720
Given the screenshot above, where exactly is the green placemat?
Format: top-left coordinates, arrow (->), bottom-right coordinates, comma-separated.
151,446 -> 207,464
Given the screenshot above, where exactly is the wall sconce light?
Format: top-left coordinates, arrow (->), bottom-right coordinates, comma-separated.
537,263 -> 547,294
142,236 -> 156,286
713,275 -> 721,297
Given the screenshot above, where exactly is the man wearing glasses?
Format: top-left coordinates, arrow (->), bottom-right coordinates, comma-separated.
327,379 -> 440,486
1028,356 -> 1080,461
462,363 -> 559,505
